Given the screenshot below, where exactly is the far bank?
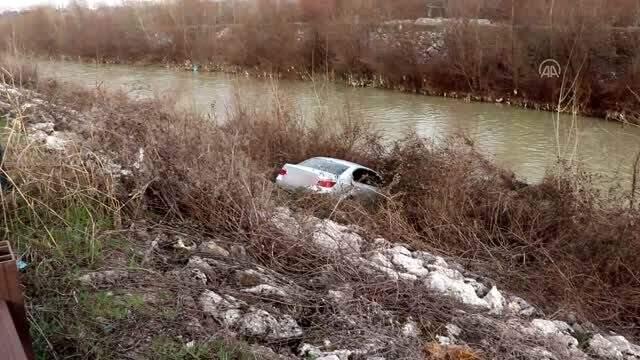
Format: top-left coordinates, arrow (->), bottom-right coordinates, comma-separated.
5,3 -> 640,124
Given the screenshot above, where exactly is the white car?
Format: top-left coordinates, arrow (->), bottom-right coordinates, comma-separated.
275,157 -> 383,201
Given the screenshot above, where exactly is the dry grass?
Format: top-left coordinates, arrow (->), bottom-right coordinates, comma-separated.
98,78 -> 640,341
80,76 -> 640,340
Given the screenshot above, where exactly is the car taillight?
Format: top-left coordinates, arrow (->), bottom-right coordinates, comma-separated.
317,180 -> 336,188
279,168 -> 287,176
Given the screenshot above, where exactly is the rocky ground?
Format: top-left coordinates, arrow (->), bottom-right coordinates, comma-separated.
2,82 -> 640,359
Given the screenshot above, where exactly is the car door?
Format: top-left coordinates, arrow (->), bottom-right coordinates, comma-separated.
350,168 -> 383,201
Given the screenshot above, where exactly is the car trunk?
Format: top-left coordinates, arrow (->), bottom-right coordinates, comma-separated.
280,164 -> 338,188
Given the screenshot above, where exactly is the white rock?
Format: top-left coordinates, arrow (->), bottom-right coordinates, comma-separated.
270,207 -> 300,234
425,272 -> 488,308
531,319 -> 562,334
507,296 -> 537,317
239,309 -> 273,337
530,319 -> 579,348
174,237 -> 196,251
190,269 -> 207,285
432,256 -> 449,268
316,356 -> 341,360
401,319 -> 419,337
387,245 -> 412,256
243,284 -> 287,297
369,252 -> 393,268
271,313 -> 303,339
398,272 -> 418,281
0,84 -> 22,96
313,219 -> 362,252
29,122 -> 54,134
328,290 -> 349,302
199,241 -> 230,257
483,286 -> 505,314
426,264 -> 463,280
222,309 -> 243,327
299,343 -> 322,357
45,133 -> 69,151
532,319 -> 573,334
188,256 -> 213,272
390,253 -> 429,277
29,130 -> 48,142
589,334 -> 623,359
239,309 -> 302,339
315,354 -> 340,360
318,351 -> 352,360
20,102 -> 36,111
199,290 -> 232,316
466,278 -> 490,297
436,335 -> 452,345
589,335 -> 640,359
133,147 -> 145,170
446,323 -> 462,337
368,261 -> 400,280
607,335 -> 640,357
552,320 -> 573,333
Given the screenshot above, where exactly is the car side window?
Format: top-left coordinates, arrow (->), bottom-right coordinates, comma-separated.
352,168 -> 382,187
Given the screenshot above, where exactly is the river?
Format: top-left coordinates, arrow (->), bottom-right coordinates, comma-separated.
38,60 -> 640,186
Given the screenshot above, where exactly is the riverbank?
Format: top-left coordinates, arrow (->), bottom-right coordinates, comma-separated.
6,3 -> 640,124
45,55 -> 605,121
169,60 -> 570,117
45,48 -> 633,124
2,59 -> 640,358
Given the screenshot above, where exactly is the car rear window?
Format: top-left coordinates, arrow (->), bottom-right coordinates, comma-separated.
299,158 -> 349,175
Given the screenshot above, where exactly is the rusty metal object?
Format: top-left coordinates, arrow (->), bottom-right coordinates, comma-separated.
0,300 -> 28,360
0,241 -> 34,360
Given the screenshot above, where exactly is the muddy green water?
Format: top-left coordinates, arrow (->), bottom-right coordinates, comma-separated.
38,60 -> 640,186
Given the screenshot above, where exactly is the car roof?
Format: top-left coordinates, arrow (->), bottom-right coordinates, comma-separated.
313,157 -> 377,173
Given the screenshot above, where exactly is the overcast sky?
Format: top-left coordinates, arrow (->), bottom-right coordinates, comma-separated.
0,0 -> 130,11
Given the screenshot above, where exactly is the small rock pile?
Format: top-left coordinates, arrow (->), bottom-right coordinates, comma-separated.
0,84 -> 142,178
0,83 -> 80,151
265,207 -> 640,359
199,290 -> 302,340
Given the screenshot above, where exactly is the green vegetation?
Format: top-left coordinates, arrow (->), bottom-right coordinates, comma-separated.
150,337 -> 255,360
78,292 -> 145,321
